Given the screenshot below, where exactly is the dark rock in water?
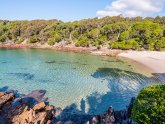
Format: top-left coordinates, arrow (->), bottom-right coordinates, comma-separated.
89,100 -> 135,124
5,89 -> 17,94
103,106 -> 115,124
114,110 -> 128,123
12,97 -> 22,106
7,72 -> 35,80
13,90 -> 48,107
92,115 -> 101,123
127,97 -> 135,118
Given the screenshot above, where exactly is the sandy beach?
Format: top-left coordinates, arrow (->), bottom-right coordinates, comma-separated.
118,51 -> 165,73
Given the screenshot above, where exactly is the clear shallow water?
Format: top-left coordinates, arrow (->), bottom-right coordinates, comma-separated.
0,48 -> 163,115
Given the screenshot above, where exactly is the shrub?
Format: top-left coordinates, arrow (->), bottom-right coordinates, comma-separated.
0,35 -> 6,42
29,36 -> 38,43
53,33 -> 61,43
50,31 -> 61,43
132,85 -> 165,124
75,35 -> 90,47
110,39 -> 139,50
47,39 -> 54,46
119,30 -> 130,41
15,39 -> 24,44
155,38 -> 165,51
97,45 -> 101,50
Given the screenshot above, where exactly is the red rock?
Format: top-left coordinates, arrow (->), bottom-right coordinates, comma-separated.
33,102 -> 46,111
0,93 -> 14,108
0,92 -> 5,97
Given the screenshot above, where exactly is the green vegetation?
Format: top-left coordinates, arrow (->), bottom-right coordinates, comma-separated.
132,85 -> 165,124
1,16 -> 165,50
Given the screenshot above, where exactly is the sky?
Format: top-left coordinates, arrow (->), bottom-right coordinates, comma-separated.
0,0 -> 165,22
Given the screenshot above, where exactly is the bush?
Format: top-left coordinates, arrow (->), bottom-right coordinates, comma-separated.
155,38 -> 165,51
29,36 -> 38,43
15,39 -> 24,44
110,39 -> 139,50
50,31 -> 61,43
119,30 -> 130,41
132,85 -> 165,124
75,35 -> 90,47
0,35 -> 6,42
97,45 -> 101,50
47,39 -> 54,46
53,33 -> 61,43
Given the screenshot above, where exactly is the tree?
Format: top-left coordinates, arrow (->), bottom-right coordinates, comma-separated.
87,28 -> 100,41
102,22 -> 129,41
29,36 -> 38,43
75,35 -> 90,47
132,85 -> 165,124
0,35 -> 6,42
119,30 -> 130,41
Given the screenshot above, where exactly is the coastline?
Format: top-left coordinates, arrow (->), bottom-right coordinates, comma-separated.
0,89 -> 134,123
0,43 -> 123,56
1,43 -> 165,75
118,51 -> 165,74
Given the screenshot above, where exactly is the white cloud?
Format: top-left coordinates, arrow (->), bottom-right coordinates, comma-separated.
97,0 -> 165,18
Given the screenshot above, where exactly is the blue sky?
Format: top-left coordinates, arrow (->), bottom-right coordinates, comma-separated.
0,0 -> 111,21
0,0 -> 165,22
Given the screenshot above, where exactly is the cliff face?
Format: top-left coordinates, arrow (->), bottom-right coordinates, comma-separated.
0,89 -> 135,124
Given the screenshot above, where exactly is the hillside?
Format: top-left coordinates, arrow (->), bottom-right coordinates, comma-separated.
1,16 -> 165,50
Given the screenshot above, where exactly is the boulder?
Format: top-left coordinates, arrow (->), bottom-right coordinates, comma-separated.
0,92 -> 5,97
92,115 -> 101,123
21,90 -> 48,107
0,93 -> 14,108
33,102 -> 46,111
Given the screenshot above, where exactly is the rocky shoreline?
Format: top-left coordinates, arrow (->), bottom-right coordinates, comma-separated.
0,43 -> 123,56
0,88 -> 135,124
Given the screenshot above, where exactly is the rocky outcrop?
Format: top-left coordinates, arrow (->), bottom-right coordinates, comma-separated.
0,89 -> 135,124
0,93 -> 14,108
0,91 -> 55,124
91,98 -> 135,124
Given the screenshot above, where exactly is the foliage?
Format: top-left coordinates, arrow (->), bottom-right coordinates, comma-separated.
0,16 -> 165,50
0,35 -> 6,42
15,39 -> 24,44
110,39 -> 139,50
75,35 -> 90,47
132,85 -> 165,124
119,30 -> 130,41
28,36 -> 38,43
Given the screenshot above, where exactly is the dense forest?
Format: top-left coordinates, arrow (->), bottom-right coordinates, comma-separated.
1,16 -> 165,50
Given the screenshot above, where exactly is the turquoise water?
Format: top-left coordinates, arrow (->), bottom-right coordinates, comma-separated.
0,48 -> 163,114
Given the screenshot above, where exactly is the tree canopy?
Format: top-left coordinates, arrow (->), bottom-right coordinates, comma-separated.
132,85 -> 165,124
1,16 -> 165,50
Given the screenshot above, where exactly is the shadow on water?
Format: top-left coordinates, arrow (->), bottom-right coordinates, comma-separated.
0,86 -> 9,92
7,73 -> 34,81
1,68 -> 164,123
56,68 -> 164,123
55,103 -> 92,123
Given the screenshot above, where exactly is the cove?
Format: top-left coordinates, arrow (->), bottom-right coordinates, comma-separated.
0,48 -> 163,115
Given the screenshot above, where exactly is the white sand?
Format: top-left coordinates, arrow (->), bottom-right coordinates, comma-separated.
118,51 -> 165,73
